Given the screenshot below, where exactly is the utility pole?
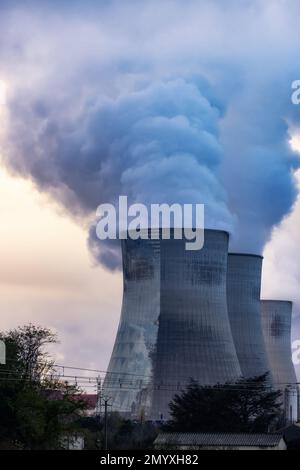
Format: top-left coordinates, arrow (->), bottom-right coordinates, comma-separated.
96,381 -> 111,451
96,376 -> 102,421
104,398 -> 109,451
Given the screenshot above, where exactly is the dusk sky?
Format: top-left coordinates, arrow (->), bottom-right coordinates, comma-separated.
1,0 -> 300,378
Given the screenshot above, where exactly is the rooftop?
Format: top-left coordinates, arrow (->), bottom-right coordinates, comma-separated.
154,432 -> 283,447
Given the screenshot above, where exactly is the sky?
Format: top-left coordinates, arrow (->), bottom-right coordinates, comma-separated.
1,0 -> 300,378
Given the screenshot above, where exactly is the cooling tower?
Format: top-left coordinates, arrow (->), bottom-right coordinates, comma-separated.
103,233 -> 160,418
261,300 -> 298,423
103,229 -> 242,420
227,254 -> 271,380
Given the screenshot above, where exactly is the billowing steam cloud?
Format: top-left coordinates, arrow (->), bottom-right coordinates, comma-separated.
1,0 -> 300,269
87,79 -> 235,267
222,80 -> 300,252
4,78 -> 234,269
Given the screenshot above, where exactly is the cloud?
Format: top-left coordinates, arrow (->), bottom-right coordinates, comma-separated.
3,74 -> 235,268
0,168 -> 122,372
1,0 -> 300,376
1,0 -> 300,270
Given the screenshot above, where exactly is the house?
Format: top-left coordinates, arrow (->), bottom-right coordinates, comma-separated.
46,392 -> 99,449
154,432 -> 286,451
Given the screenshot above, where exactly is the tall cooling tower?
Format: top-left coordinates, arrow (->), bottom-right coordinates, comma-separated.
103,229 -> 241,420
103,233 -> 160,418
227,254 -> 271,379
261,300 -> 298,423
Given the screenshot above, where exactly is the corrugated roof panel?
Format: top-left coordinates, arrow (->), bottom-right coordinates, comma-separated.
155,432 -> 283,447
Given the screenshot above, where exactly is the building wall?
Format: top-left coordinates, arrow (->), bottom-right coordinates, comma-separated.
61,435 -> 85,450
227,254 -> 271,379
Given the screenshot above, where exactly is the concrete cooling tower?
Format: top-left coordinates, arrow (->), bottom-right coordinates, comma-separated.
261,300 -> 298,423
227,254 -> 271,380
103,229 -> 242,420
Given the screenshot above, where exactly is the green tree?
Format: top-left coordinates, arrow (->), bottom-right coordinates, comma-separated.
79,413 -> 158,450
6,324 -> 56,383
166,374 -> 282,433
0,324 -> 87,449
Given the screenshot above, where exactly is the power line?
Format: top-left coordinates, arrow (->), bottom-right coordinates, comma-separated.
0,373 -> 298,391
0,375 -> 298,394
2,361 -> 299,393
4,359 -> 300,387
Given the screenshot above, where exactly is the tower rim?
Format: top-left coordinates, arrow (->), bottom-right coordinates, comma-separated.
228,252 -> 263,259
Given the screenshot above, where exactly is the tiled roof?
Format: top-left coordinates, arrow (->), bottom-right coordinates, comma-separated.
155,432 -> 283,447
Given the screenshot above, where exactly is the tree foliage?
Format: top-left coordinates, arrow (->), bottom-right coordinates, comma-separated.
166,374 -> 283,433
6,324 -> 57,383
0,324 -> 87,449
78,413 -> 158,450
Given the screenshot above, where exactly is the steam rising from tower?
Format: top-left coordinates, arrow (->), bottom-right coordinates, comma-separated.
0,1 -> 299,425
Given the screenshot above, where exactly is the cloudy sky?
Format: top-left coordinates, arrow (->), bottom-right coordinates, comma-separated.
1,0 -> 300,378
